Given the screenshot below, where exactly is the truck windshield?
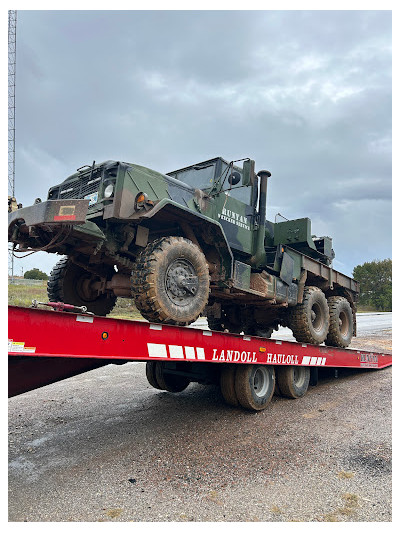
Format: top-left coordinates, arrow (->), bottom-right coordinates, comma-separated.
168,163 -> 217,191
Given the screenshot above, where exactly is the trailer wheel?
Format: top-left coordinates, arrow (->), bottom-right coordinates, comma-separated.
234,365 -> 275,411
145,361 -> 163,390
326,296 -> 353,348
275,366 -> 310,399
132,237 -> 209,326
47,257 -> 117,316
289,286 -> 329,345
155,362 -> 191,393
220,365 -> 239,406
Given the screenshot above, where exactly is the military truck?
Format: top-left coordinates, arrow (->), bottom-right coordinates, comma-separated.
8,157 -> 359,347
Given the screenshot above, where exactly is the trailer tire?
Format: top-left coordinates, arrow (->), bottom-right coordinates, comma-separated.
220,365 -> 239,406
289,286 -> 329,345
47,257 -> 117,316
234,365 -> 275,411
276,366 -> 310,399
145,361 -> 163,390
155,362 -> 191,393
132,237 -> 209,326
326,296 -> 353,348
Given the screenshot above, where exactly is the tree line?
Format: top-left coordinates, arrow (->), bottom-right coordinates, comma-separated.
353,258 -> 391,312
24,268 -> 48,280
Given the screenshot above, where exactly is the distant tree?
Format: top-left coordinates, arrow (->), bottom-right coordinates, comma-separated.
353,259 -> 391,311
24,268 -> 48,280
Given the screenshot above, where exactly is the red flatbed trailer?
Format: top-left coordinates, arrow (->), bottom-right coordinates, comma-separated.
8,305 -> 392,410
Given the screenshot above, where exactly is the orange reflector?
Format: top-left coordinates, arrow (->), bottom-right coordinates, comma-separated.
136,193 -> 145,203
259,347 -> 266,352
102,331 -> 109,340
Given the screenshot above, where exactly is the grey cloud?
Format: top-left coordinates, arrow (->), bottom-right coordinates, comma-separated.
11,10 -> 391,278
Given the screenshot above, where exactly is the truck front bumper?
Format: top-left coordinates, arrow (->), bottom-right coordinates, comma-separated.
8,199 -> 92,252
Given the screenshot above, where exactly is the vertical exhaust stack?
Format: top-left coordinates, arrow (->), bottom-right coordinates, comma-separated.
250,169 -> 271,267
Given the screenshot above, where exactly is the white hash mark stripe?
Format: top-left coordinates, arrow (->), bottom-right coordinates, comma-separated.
196,347 -> 206,360
147,343 -> 168,358
169,345 -> 184,359
147,344 -> 206,360
184,347 -> 196,359
301,356 -> 327,366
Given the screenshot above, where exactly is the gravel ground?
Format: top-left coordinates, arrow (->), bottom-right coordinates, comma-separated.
8,330 -> 392,522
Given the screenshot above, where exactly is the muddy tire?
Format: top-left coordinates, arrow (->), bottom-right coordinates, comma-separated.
289,286 -> 329,345
220,365 -> 239,406
145,361 -> 163,390
132,237 -> 209,325
275,366 -> 310,399
326,296 -> 353,348
47,257 -> 117,316
234,364 -> 275,411
155,362 -> 190,393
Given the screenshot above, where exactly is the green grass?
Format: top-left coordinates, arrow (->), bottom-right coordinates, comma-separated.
8,282 -> 142,320
8,282 -> 48,308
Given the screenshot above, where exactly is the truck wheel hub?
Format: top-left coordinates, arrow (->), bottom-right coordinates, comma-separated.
310,303 -> 324,332
79,277 -> 97,300
165,259 -> 199,303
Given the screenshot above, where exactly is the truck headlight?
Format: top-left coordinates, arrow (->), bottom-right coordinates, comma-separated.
104,183 -> 114,198
135,192 -> 148,209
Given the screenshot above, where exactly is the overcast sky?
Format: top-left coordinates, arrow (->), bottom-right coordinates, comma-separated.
9,9 -> 392,278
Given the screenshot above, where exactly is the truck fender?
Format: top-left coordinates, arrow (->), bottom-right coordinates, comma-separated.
137,199 -> 233,281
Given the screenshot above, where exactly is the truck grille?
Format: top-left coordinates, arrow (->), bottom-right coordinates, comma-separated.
58,171 -> 102,200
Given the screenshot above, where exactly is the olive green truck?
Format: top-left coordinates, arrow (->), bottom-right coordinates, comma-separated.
8,157 -> 359,347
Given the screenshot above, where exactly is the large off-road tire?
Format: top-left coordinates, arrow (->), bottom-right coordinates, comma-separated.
155,362 -> 191,393
275,366 -> 310,399
131,237 -> 209,326
220,365 -> 240,406
289,286 -> 329,345
326,296 -> 353,348
234,364 -> 275,411
47,257 -> 117,316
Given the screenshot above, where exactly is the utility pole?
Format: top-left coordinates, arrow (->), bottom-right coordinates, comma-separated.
8,10 -> 17,282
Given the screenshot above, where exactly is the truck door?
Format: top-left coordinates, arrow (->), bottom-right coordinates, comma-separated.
214,185 -> 254,255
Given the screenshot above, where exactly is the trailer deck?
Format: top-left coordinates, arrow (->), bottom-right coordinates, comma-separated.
8,305 -> 391,402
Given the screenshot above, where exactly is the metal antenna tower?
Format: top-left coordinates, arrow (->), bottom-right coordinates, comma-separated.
8,10 -> 17,281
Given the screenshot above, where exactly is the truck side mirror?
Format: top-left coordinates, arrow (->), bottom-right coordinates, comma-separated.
242,159 -> 255,186
228,171 -> 241,186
